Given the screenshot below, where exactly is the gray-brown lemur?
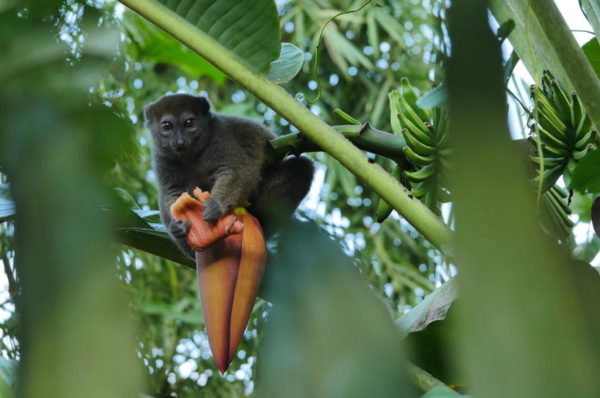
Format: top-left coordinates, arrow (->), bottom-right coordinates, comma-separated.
144,94 -> 314,259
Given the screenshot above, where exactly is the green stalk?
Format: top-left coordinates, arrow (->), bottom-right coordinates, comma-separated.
528,0 -> 600,128
268,124 -> 407,161
406,363 -> 453,393
448,0 -> 600,396
117,0 -> 453,251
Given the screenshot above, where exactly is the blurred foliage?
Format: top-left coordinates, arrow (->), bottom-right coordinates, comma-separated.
258,221 -> 415,398
0,0 -> 143,397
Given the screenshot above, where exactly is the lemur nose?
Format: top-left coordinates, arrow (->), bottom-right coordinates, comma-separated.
175,138 -> 185,150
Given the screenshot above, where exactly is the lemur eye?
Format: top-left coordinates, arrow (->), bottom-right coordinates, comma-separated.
184,118 -> 195,128
161,121 -> 173,131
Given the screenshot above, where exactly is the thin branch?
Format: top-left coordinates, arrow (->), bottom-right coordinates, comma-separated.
406,362 -> 456,393
571,29 -> 595,35
268,123 -> 407,162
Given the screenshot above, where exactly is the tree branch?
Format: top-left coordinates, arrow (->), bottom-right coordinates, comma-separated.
268,123 -> 407,162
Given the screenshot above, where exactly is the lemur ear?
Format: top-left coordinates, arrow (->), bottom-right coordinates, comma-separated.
143,102 -> 158,127
143,103 -> 155,122
192,96 -> 211,114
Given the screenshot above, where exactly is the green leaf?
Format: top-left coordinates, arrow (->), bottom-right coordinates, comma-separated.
123,12 -> 226,83
138,301 -> 201,324
132,209 -> 161,223
396,278 -> 457,338
265,43 -> 304,84
583,38 -> 600,79
571,149 -> 600,192
575,236 -> 600,262
581,0 -> 600,43
115,224 -> 194,269
417,85 -> 448,109
0,199 -> 190,266
156,0 -> 280,72
373,8 -> 407,49
324,26 -> 374,71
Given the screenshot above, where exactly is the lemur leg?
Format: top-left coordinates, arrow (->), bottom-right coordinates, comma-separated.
251,157 -> 314,236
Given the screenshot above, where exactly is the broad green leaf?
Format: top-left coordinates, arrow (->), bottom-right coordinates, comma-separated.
583,38 -> 600,79
571,149 -> 600,193
156,0 -> 280,72
581,0 -> 600,44
571,191 -> 595,223
1,199 -> 190,266
265,43 -> 304,84
115,225 -> 194,269
575,235 -> 600,262
123,12 -> 226,83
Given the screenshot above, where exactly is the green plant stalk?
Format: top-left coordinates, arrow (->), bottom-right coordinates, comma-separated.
117,0 -> 453,252
448,0 -> 600,396
268,124 -> 407,161
406,362 -> 454,393
528,0 -> 600,128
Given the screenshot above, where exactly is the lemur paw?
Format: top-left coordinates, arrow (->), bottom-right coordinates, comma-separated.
203,197 -> 225,221
169,219 -> 190,239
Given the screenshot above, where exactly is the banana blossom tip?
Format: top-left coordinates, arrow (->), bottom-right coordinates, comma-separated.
170,188 -> 266,372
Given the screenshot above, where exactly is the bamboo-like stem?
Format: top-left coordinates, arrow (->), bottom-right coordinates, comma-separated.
528,0 -> 600,129
117,0 -> 453,252
268,124 -> 407,161
406,362 -> 453,393
447,0 -> 600,395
